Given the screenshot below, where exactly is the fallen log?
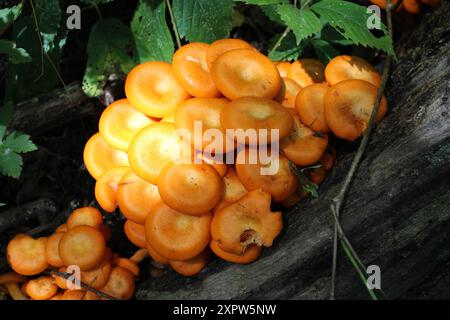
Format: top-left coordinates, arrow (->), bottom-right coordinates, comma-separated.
135,2 -> 450,299
8,82 -> 99,135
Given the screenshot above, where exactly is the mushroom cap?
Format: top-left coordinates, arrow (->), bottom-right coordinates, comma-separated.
211,48 -> 281,100
221,97 -> 294,145
99,99 -> 155,152
206,38 -> 254,69
172,42 -> 220,98
169,249 -> 211,277
210,240 -> 261,264
7,234 -> 48,276
67,206 -> 103,230
222,168 -> 248,203
324,79 -> 388,141
117,170 -> 163,224
146,241 -> 170,265
95,166 -> 129,213
175,97 -> 234,152
45,232 -> 65,268
325,55 -> 381,87
59,225 -> 106,271
144,203 -> 212,261
113,257 -> 140,277
100,266 -> 135,300
275,77 -> 302,109
123,220 -> 147,249
295,83 -> 330,133
211,189 -> 283,255
157,162 -> 223,215
128,122 -> 186,184
288,59 -> 325,87
79,248 -> 112,289
235,148 -> 298,202
83,133 -> 129,180
280,111 -> 329,166
274,61 -> 292,78
125,61 -> 190,118
25,276 -> 58,300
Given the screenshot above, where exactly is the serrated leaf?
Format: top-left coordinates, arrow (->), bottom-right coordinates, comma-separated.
0,39 -> 31,64
173,0 -> 234,43
260,4 -> 284,25
311,0 -> 394,55
268,31 -> 301,61
131,0 -> 174,63
0,2 -> 23,33
320,26 -> 353,46
311,39 -> 339,63
4,132 -> 37,153
0,147 -> 23,178
277,5 -> 322,45
83,18 -> 136,97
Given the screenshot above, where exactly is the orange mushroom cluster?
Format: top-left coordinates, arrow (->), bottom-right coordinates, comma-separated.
370,0 -> 439,14
79,39 -> 387,279
2,207 -> 145,300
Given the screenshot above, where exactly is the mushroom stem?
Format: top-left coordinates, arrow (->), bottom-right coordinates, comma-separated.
129,248 -> 148,264
0,272 -> 27,285
4,282 -> 28,300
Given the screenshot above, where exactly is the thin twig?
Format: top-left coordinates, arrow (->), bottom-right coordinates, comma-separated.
165,0 -> 182,49
46,269 -> 117,300
29,0 -> 44,81
329,0 -> 394,300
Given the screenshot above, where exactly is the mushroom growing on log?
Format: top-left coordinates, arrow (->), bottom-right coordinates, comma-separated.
134,2 -> 450,299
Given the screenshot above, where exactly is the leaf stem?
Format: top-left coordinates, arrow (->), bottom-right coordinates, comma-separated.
165,0 -> 182,49
329,0 -> 394,301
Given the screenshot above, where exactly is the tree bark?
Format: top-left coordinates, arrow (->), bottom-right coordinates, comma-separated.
135,2 -> 450,300
8,82 -> 99,135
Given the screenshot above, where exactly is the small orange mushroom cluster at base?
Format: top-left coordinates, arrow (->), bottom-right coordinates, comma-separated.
2,206 -> 142,300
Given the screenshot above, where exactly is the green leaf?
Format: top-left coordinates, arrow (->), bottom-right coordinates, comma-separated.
173,0 -> 234,43
0,203 -> 5,207
4,132 -> 38,153
131,0 -> 174,63
311,39 -> 339,63
268,31 -> 301,61
0,1 -> 23,33
83,18 -> 136,97
303,182 -> 319,199
260,4 -> 284,25
277,5 -> 322,45
0,39 -> 31,64
0,147 -> 23,178
311,0 -> 394,55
